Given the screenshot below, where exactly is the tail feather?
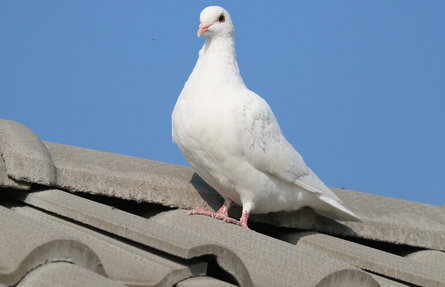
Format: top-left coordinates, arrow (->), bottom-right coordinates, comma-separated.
315,195 -> 362,222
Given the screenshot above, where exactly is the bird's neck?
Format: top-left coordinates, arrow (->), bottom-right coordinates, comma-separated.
203,35 -> 236,58
197,36 -> 244,87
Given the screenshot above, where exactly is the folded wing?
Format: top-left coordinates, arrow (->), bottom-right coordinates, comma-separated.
241,91 -> 361,221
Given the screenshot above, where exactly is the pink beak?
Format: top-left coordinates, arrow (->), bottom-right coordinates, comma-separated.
197,21 -> 212,37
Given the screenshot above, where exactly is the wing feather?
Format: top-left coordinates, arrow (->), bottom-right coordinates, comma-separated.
241,91 -> 340,200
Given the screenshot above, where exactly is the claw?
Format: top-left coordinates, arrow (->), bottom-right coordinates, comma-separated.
223,217 -> 250,229
187,206 -> 250,229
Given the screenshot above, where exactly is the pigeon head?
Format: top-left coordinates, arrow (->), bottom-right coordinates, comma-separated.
198,6 -> 234,38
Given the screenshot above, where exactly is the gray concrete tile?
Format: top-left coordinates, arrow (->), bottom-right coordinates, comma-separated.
0,119 -> 221,212
17,262 -> 126,287
146,209 -> 379,287
0,152 -> 30,190
276,231 -> 445,287
368,273 -> 411,287
14,205 -> 207,287
2,119 -> 444,253
404,249 -> 445,271
335,187 -> 445,252
8,188 -> 253,287
0,205 -> 104,286
250,188 -> 445,252
43,141 -> 223,211
0,119 -> 56,185
176,277 -> 238,287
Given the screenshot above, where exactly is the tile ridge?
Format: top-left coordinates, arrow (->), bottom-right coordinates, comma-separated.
0,119 -> 56,185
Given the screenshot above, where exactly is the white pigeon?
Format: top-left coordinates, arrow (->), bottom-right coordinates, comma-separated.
172,6 -> 361,229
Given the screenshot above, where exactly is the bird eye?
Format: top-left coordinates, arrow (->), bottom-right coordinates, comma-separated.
217,13 -> 225,23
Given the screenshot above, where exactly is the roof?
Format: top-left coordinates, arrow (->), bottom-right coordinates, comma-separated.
1,118 -> 444,287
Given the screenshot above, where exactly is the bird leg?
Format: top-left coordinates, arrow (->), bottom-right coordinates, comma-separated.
188,199 -> 251,230
223,202 -> 252,229
223,210 -> 250,229
188,199 -> 233,221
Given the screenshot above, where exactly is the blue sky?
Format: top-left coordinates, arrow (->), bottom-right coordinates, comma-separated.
1,2 -> 444,206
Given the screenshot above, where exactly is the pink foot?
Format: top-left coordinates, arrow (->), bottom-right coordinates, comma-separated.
188,202 -> 251,230
187,206 -> 229,221
223,210 -> 250,229
223,217 -> 250,229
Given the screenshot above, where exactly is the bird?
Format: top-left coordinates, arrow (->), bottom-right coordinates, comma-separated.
171,6 -> 361,229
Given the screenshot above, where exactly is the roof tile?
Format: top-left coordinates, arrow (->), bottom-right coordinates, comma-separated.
2,118 -> 445,287
0,204 -> 104,286
275,231 -> 445,287
403,249 -> 445,271
0,152 -> 30,190
177,277 -> 238,287
2,119 -> 444,252
249,188 -> 445,251
14,205 -> 207,287
0,119 -> 56,185
146,209 -> 379,287
8,188 -> 253,287
16,262 -> 126,287
368,273 -> 411,287
45,141 -> 223,211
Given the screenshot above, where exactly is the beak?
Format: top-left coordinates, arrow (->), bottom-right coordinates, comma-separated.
197,21 -> 212,37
